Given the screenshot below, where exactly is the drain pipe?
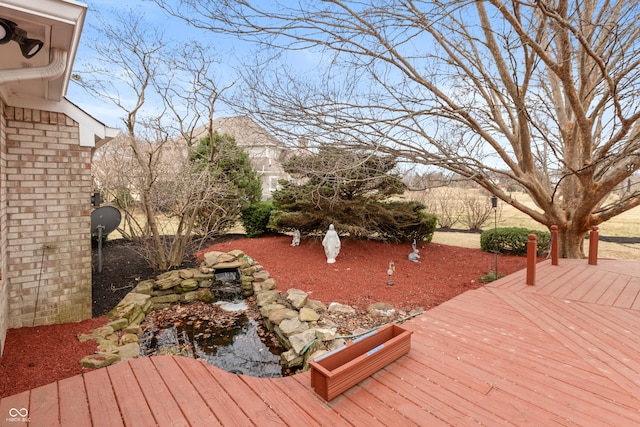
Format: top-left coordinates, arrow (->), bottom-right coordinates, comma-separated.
0,48 -> 67,85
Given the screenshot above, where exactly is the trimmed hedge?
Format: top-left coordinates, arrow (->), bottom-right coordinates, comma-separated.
241,201 -> 274,238
480,227 -> 551,256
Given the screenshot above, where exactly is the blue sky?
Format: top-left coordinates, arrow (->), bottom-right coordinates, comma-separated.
67,0 -> 247,129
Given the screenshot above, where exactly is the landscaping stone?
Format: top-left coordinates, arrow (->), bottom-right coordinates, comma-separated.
107,293 -> 151,321
315,327 -> 337,341
180,279 -> 199,291
178,269 -> 194,279
118,343 -> 140,361
289,329 -> 318,354
150,294 -> 180,305
367,302 -> 396,317
268,308 -> 299,326
286,289 -> 308,309
132,280 -> 155,295
256,290 -> 281,306
302,340 -> 328,370
154,275 -> 182,291
327,302 -> 357,315
79,353 -> 121,369
260,303 -> 287,318
328,338 -> 347,350
97,340 -> 118,353
120,333 -> 139,344
211,261 -> 242,269
253,270 -> 270,282
305,299 -> 327,313
123,325 -> 142,335
299,307 -> 320,322
107,318 -> 129,332
260,278 -> 277,290
280,349 -> 304,369
279,318 -> 309,336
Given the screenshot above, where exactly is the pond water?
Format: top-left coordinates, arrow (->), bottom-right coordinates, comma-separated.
139,300 -> 287,377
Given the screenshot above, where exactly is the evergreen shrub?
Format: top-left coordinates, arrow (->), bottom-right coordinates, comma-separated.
241,201 -> 274,238
480,227 -> 550,255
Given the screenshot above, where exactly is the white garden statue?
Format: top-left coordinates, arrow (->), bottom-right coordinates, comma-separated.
322,224 -> 341,263
291,229 -> 301,246
408,239 -> 420,262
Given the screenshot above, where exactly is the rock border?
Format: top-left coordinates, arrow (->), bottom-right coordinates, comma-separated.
78,249 -> 399,372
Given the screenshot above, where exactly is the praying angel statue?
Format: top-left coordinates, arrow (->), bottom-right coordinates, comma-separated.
322,224 -> 341,263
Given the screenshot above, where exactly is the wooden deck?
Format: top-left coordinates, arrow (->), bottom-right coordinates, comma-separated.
2,259 -> 640,426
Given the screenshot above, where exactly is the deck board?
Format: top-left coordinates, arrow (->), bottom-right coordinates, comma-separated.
127,356 -> 189,427
58,375 -> 92,426
107,361 -> 155,427
28,382 -> 59,427
151,356 -> 221,426
0,391 -> 30,424
296,376 -> 384,427
3,259 -> 640,426
203,362 -> 284,426
172,355 -> 254,426
83,367 -> 125,427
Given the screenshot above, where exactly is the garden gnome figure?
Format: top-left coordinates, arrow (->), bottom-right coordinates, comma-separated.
408,239 -> 420,262
322,224 -> 341,263
291,229 -> 301,246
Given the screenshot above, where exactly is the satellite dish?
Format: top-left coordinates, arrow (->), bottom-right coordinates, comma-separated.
91,206 -> 121,236
91,206 -> 121,273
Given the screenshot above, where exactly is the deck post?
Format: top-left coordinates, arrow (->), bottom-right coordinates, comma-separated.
588,226 -> 599,265
526,234 -> 537,286
551,225 -> 559,266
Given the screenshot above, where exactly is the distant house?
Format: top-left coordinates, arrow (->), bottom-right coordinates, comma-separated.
193,116 -> 291,200
0,1 -> 117,355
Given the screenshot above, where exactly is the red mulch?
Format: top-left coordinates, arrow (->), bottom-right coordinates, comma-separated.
1,236 -> 531,399
0,318 -> 106,398
196,235 -> 529,311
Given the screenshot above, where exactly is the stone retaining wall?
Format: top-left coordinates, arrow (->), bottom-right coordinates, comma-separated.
79,249 -> 265,368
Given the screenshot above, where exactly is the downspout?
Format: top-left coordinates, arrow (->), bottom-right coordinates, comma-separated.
0,48 -> 67,85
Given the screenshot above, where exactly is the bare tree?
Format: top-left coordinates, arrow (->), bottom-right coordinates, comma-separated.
460,193 -> 496,232
77,8 -> 235,269
154,0 -> 640,258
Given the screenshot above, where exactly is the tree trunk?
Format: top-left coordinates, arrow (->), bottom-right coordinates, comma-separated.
558,226 -> 588,259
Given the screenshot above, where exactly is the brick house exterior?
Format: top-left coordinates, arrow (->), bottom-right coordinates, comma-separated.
0,1 -> 117,355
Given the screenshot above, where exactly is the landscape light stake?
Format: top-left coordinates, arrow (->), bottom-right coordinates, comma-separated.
387,261 -> 395,286
491,195 -> 498,278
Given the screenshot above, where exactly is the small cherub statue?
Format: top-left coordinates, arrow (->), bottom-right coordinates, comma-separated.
408,239 -> 420,262
291,229 -> 300,246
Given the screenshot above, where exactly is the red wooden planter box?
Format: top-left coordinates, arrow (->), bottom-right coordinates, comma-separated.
309,323 -> 412,401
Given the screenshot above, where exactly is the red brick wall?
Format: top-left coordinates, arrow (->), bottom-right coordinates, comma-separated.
3,106 -> 92,329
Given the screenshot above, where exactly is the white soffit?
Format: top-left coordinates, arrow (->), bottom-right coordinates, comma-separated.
0,0 -> 87,102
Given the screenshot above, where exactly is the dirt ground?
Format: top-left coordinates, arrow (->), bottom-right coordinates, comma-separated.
1,233 -> 534,398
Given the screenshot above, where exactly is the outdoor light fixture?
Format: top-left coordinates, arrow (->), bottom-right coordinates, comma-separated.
0,19 -> 11,44
0,18 -> 44,59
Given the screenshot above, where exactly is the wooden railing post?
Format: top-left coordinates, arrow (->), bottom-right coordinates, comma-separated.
588,226 -> 599,265
526,234 -> 537,286
551,225 -> 559,266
